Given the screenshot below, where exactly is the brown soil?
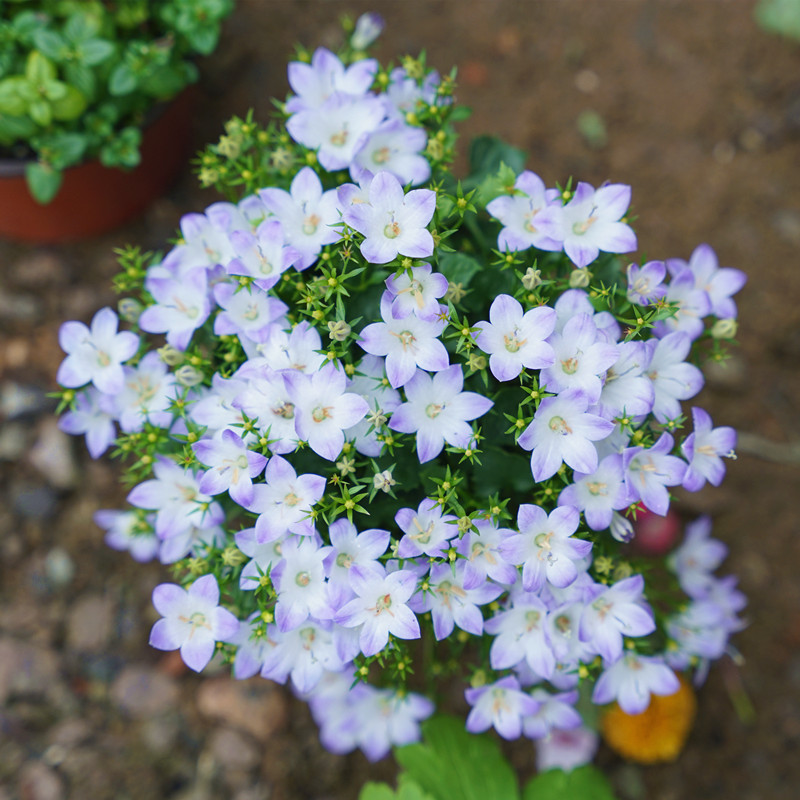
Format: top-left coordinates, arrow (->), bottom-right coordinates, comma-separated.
2,1 -> 799,799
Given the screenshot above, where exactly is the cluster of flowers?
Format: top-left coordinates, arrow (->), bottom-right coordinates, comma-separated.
56,16 -> 746,764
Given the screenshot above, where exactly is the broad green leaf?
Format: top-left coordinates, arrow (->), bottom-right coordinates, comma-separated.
25,161 -> 63,205
395,715 -> 519,800
25,51 -> 57,83
28,98 -> 51,126
64,12 -> 101,44
755,0 -> 800,40
467,135 -> 526,184
32,30 -> 67,61
187,26 -> 220,55
51,85 -> 87,121
139,65 -> 185,99
109,63 -> 137,96
80,39 -> 114,67
522,766 -> 617,800
0,80 -> 27,116
359,778 -> 435,800
438,251 -> 482,287
64,62 -> 96,100
47,132 -> 87,169
0,112 -> 36,145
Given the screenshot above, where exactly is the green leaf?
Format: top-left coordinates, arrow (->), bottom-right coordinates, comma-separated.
28,98 -> 51,126
0,79 -> 27,116
109,63 -> 137,96
46,132 -> 87,169
438,251 -> 483,287
139,65 -> 185,99
359,783 -> 397,800
80,39 -> 114,67
755,0 -> 800,40
64,12 -> 101,44
467,135 -> 527,184
25,161 -> 63,204
0,112 -> 36,145
32,30 -> 67,61
25,51 -> 57,84
64,62 -> 96,100
187,25 -> 220,55
396,715 -> 519,800
522,766 -> 617,800
50,85 -> 87,121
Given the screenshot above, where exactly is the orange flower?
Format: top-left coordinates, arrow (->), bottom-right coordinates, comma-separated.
600,674 -> 697,764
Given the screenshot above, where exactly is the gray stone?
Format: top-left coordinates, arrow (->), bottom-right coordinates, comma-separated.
111,664 -> 180,718
28,418 -> 80,490
17,761 -> 64,800
66,593 -> 115,653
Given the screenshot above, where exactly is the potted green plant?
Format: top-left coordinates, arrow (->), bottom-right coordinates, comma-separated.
0,0 -> 234,241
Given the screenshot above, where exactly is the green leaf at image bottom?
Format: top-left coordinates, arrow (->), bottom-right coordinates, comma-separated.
523,765 -> 616,800
395,715 -> 519,800
25,161 -> 63,204
360,776 -> 437,800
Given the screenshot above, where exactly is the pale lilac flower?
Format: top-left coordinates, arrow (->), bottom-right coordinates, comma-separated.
57,307 -> 139,394
244,455 -> 326,542
667,516 -> 728,598
541,314 -> 619,403
213,282 -> 288,344
112,352 -> 177,434
259,167 -> 341,270
95,509 -> 158,562
592,653 -> 680,714
235,527 -> 288,591
139,268 -> 212,351
226,614 -> 275,680
485,591 -> 555,678
665,599 -> 730,672
558,454 -> 630,531
344,355 -> 402,456
260,618 -> 355,693
552,289 -> 595,332
352,118 -> 431,186
456,517 -> 519,589
486,171 -> 563,252
395,497 -> 457,559
334,564 -> 420,656
652,269 -> 711,341
626,261 -> 667,306
465,675 -> 539,740
545,601 -> 596,667
343,171 -> 435,264
192,429 -> 268,506
358,295 -> 448,388
58,387 -> 116,458
127,457 -> 222,540
285,361 -> 369,461
232,367 -> 299,455
384,263 -> 448,321
286,48 -> 378,114
523,689 -> 582,740
356,688 -> 434,762
644,331 -> 704,423
158,521 -> 226,564
324,519 -> 390,610
473,294 -> 556,381
557,182 -> 637,268
175,210 -> 238,270
623,433 -> 687,516
243,320 -> 326,375
226,220 -> 300,291
536,725 -> 598,773
579,574 -> 655,662
287,93 -> 386,172
518,388 -> 615,481
500,505 -> 591,592
271,537 -> 332,632
669,243 -> 747,320
188,373 -> 251,440
609,510 -> 635,543
681,407 -> 737,491
594,341 -> 654,420
384,66 -> 441,119
410,561 -> 502,640
388,365 -> 493,463
149,575 -> 239,672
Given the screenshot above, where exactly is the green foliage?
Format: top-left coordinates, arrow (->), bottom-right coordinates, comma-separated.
0,0 -> 235,203
522,765 -> 616,800
755,0 -> 800,40
395,715 -> 520,800
360,776 -> 437,800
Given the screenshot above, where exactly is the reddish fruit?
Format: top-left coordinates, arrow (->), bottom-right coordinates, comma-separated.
631,508 -> 682,556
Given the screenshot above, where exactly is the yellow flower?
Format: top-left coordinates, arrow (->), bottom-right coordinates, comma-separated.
600,674 -> 697,764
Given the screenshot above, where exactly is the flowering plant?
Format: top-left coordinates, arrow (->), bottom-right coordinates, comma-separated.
56,14 -> 746,770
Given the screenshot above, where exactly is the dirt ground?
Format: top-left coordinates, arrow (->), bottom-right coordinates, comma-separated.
2,1 -> 800,798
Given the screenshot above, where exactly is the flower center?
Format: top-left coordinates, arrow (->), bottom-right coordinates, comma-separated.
503,331 -> 527,353
572,215 -> 598,236
525,609 -> 541,629
561,356 -> 579,374
586,480 -> 608,496
375,592 -> 392,613
336,552 -> 354,569
372,146 -> 391,164
295,571 -> 310,587
302,214 -> 321,235
284,491 -> 301,506
425,402 -> 444,419
548,415 -> 572,435
273,402 -> 295,420
312,405 -> 332,423
330,128 -> 349,147
383,221 -> 401,239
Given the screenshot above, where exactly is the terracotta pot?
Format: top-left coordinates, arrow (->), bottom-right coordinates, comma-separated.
0,89 -> 195,243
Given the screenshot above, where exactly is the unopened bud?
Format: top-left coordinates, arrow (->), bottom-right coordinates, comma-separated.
521,267 -> 542,290
569,268 -> 591,289
350,12 -> 384,50
711,318 -> 738,339
221,546 -> 246,567
174,364 -> 205,387
118,297 -> 143,323
158,344 -> 185,366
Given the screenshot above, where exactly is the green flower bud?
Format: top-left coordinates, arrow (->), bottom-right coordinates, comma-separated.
569,268 -> 591,289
